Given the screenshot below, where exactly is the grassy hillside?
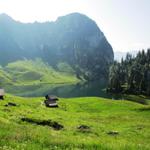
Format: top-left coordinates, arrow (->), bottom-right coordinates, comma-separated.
0,59 -> 79,86
0,68 -> 12,86
0,95 -> 149,150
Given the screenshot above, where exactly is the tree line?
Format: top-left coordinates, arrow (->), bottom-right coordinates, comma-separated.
107,49 -> 150,96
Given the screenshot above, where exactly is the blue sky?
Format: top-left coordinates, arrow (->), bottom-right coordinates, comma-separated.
0,0 -> 149,52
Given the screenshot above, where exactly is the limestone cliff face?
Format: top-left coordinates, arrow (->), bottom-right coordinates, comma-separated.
0,13 -> 114,80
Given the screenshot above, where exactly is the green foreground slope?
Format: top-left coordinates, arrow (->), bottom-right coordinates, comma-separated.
0,95 -> 149,150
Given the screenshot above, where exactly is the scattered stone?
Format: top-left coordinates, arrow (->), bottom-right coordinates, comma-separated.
77,125 -> 91,133
136,125 -> 144,130
137,127 -> 143,130
5,102 -> 17,107
21,117 -> 63,130
107,131 -> 119,135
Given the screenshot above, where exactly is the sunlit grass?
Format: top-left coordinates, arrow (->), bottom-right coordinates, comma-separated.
0,95 -> 149,149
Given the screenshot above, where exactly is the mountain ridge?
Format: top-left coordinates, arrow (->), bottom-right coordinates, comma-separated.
0,13 -> 114,80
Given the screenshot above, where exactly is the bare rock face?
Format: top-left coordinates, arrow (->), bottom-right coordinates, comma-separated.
0,13 -> 114,80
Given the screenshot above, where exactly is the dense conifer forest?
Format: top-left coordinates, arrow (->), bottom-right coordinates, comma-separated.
107,49 -> 150,96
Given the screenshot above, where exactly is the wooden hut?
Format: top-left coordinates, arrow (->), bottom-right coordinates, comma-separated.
0,89 -> 5,100
44,95 -> 59,107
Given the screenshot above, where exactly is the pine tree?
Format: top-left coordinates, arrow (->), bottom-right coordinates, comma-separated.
107,49 -> 150,96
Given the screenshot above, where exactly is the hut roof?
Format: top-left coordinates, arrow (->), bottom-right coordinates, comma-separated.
45,95 -> 58,101
0,89 -> 5,96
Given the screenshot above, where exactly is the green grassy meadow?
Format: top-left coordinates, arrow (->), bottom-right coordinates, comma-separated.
0,95 -> 149,150
0,59 -> 150,149
0,59 -> 79,87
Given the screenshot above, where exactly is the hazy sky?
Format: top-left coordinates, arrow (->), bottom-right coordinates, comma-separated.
0,0 -> 150,52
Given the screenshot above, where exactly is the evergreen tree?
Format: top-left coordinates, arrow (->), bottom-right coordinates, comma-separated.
107,49 -> 150,96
